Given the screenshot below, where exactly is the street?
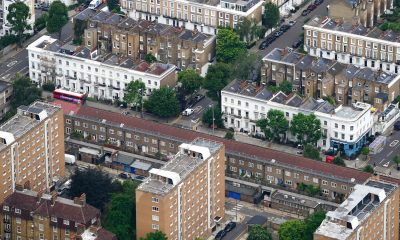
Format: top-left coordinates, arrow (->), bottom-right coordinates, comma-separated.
370,130 -> 400,168
257,0 -> 330,55
0,14 -> 74,82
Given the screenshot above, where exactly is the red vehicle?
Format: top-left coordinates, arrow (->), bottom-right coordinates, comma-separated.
53,89 -> 87,104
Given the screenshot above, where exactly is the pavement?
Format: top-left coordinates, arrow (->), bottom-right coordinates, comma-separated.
253,0 -> 330,55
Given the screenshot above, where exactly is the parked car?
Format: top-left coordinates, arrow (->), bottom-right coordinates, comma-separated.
259,41 -> 268,50
307,4 -> 317,10
118,173 -> 129,179
302,9 -> 310,16
288,20 -> 297,26
280,24 -> 290,32
274,31 -> 284,37
194,94 -> 205,102
314,0 -> 324,5
224,222 -> 237,232
34,3 -> 42,9
292,39 -> 304,48
135,175 -> 145,181
56,188 -> 65,196
394,121 -> 400,131
41,4 -> 49,11
215,230 -> 227,240
182,108 -> 194,116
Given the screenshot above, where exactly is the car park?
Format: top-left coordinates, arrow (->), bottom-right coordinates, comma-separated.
224,222 -> 237,232
302,9 -> 310,16
215,230 -> 227,240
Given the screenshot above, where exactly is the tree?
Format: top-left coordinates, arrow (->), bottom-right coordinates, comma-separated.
303,144 -> 321,161
34,13 -> 48,32
333,156 -> 346,167
69,168 -> 122,211
262,3 -> 280,30
7,2 -> 31,47
304,211 -> 326,239
323,96 -> 335,106
144,87 -> 180,118
216,28 -> 246,63
202,107 -> 224,128
140,231 -> 167,240
256,109 -> 288,142
123,80 -> 146,112
232,52 -> 260,81
393,155 -> 400,170
47,1 -> 68,40
290,113 -> 321,145
278,220 -> 306,240
235,17 -> 252,42
107,0 -> 119,11
279,81 -> 293,95
247,225 -> 272,240
203,63 -> 232,100
178,69 -> 203,95
73,18 -> 87,45
363,165 -> 374,173
144,53 -> 157,63
361,147 -> 370,160
225,130 -> 235,140
103,181 -> 139,240
11,74 -> 42,109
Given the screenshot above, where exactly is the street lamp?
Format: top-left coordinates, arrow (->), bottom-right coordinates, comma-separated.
138,88 -> 144,118
209,104 -> 215,135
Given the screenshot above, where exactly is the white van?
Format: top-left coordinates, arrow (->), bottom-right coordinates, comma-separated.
182,108 -> 194,116
64,154 -> 76,165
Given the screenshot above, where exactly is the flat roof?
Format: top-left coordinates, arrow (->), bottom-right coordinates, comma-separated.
271,190 -> 320,208
138,138 -> 223,195
316,180 -> 397,239
0,102 -> 60,151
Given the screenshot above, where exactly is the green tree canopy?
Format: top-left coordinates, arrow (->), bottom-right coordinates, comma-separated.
304,211 -> 326,239
7,2 -> 31,47
123,80 -> 146,112
232,52 -> 260,81
225,130 -> 235,140
103,181 -> 139,240
11,74 -> 41,109
144,87 -> 180,118
140,231 -> 167,240
262,3 -> 280,29
203,63 -> 232,100
256,109 -> 288,142
144,53 -> 157,63
361,146 -> 370,156
333,156 -> 346,167
178,69 -> 203,95
216,28 -> 246,63
34,13 -> 48,32
47,1 -> 68,40
363,165 -> 374,173
107,0 -> 119,11
202,107 -> 224,128
393,155 -> 400,170
278,220 -> 306,240
279,81 -> 293,95
303,144 -> 321,161
290,113 -> 321,145
247,225 -> 272,240
69,168 -> 122,211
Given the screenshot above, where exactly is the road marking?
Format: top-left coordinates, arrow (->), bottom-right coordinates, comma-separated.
194,106 -> 202,112
390,140 -> 399,147
379,158 -> 387,164
18,66 -> 29,74
6,60 -> 17,68
386,151 -> 394,157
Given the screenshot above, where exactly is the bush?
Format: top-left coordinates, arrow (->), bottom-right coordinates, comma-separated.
224,131 -> 235,140
303,144 -> 322,161
0,35 -> 18,49
42,83 -> 55,92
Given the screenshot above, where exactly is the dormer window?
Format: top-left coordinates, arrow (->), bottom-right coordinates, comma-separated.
3,206 -> 9,211
15,208 -> 21,214
51,217 -> 57,222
